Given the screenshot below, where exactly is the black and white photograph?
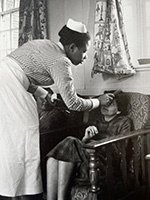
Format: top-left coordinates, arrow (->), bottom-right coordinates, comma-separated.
0,0 -> 150,200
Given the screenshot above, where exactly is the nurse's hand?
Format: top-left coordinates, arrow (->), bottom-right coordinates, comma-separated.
45,93 -> 57,106
45,93 -> 67,109
98,93 -> 114,106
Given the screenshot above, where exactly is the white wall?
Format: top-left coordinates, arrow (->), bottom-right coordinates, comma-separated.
47,0 -> 150,95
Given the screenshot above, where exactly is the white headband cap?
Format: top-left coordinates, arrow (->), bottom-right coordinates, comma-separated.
66,18 -> 87,33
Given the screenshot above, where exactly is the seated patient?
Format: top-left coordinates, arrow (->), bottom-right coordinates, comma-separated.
46,92 -> 132,200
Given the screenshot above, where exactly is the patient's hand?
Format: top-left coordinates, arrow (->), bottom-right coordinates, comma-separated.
82,126 -> 98,142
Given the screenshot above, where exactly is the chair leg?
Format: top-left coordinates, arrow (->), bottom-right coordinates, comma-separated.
145,154 -> 150,200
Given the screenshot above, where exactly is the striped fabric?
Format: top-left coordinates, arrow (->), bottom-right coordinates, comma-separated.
8,39 -> 98,111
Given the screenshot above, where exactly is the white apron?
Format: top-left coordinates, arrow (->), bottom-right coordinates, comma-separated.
0,57 -> 43,197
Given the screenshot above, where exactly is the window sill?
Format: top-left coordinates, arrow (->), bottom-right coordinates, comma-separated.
135,64 -> 150,71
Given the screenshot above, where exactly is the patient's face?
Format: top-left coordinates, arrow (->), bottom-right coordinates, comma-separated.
101,99 -> 118,117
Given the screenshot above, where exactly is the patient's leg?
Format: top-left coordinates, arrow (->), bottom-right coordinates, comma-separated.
46,136 -> 83,200
58,161 -> 74,200
47,157 -> 74,200
47,157 -> 58,200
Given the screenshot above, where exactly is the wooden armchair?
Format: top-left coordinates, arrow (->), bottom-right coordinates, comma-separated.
39,92 -> 150,199
70,92 -> 150,200
80,129 -> 150,200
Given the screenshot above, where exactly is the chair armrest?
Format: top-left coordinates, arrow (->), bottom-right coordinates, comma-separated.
82,128 -> 150,194
145,154 -> 150,160
83,128 -> 150,149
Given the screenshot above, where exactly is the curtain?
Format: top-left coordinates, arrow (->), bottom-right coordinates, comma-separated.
91,0 -> 136,79
18,0 -> 48,46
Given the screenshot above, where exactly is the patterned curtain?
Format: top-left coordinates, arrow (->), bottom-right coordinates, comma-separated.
18,0 -> 48,46
91,0 -> 136,79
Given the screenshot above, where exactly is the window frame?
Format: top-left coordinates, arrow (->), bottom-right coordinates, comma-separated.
0,0 -> 20,59
122,0 -> 150,66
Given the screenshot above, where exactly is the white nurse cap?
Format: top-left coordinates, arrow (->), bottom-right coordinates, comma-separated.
66,18 -> 87,33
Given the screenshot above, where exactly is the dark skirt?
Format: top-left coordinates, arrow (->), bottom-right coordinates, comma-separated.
46,136 -> 123,183
47,136 -> 90,181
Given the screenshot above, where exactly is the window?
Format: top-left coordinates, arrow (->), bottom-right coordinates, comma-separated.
122,0 -> 150,66
0,0 -> 20,60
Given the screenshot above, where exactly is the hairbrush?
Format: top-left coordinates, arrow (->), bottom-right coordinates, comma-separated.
113,89 -> 122,96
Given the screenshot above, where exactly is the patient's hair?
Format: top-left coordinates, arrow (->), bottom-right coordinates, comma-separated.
58,25 -> 91,48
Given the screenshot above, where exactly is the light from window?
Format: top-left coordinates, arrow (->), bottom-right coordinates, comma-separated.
122,0 -> 150,66
0,0 -> 20,60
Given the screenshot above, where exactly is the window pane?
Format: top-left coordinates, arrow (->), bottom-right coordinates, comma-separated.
12,11 -> 19,28
11,29 -> 18,48
14,0 -> 19,8
3,0 -> 14,11
0,0 -> 2,12
1,14 -> 10,31
0,50 -> 7,59
0,0 -> 20,60
145,1 -> 150,27
0,31 -> 11,49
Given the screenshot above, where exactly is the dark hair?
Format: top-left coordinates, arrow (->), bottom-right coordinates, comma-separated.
58,25 -> 91,48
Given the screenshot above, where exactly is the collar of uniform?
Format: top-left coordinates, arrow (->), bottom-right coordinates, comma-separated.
57,42 -> 65,52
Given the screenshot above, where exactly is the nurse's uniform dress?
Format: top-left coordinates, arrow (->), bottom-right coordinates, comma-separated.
0,39 -> 99,197
0,57 -> 42,196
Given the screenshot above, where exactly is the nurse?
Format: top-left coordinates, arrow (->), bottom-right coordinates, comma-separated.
0,18 -> 113,199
